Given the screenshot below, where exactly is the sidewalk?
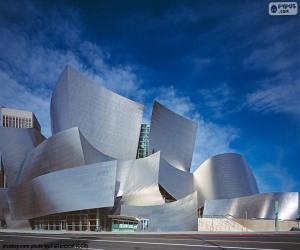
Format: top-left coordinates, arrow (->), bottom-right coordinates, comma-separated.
1,229 -> 300,236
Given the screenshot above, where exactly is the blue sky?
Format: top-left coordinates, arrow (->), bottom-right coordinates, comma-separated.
0,0 -> 299,193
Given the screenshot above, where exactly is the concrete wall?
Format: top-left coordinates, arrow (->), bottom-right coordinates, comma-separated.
234,218 -> 300,232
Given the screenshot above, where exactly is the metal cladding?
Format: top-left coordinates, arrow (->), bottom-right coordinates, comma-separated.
159,157 -> 194,200
193,153 -> 259,207
0,127 -> 44,187
0,188 -> 8,220
8,161 -> 117,220
149,101 -> 197,172
50,65 -> 144,160
0,65 -> 299,231
18,127 -> 113,183
118,151 -> 194,206
121,152 -> 164,206
203,192 -> 299,220
121,192 -> 198,232
3,209 -> 31,229
5,126 -> 117,220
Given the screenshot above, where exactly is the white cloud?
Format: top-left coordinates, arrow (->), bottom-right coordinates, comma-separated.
0,2 -> 145,136
151,86 -> 239,170
192,120 -> 238,170
198,82 -> 240,117
77,41 -> 146,101
255,162 -> 298,193
0,70 -> 51,134
246,79 -> 300,117
0,1 -> 239,171
242,19 -> 300,118
155,86 -> 197,117
244,41 -> 298,72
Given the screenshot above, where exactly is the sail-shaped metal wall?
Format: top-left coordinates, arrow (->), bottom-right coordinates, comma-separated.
50,65 -> 143,160
149,101 -> 197,172
120,152 -> 164,206
193,153 -> 259,207
1,65 -> 299,231
9,161 -> 117,220
158,157 -> 194,200
5,126 -> 117,220
18,127 -> 113,184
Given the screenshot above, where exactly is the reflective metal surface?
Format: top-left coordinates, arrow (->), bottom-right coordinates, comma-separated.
51,65 -> 143,160
0,188 -> 8,209
193,153 -> 259,206
0,188 -> 8,220
0,65 -> 298,231
3,208 -> 31,229
121,192 -> 198,232
121,152 -> 164,206
8,161 -> 117,220
18,127 -> 113,183
203,192 -> 299,220
0,127 -> 44,187
149,101 -> 197,172
159,158 -> 194,200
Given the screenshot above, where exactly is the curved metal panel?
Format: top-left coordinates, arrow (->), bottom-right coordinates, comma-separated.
8,161 -> 117,220
203,192 -> 299,220
18,127 -> 113,183
149,101 -> 197,172
121,192 -> 198,232
50,65 -> 143,160
193,153 -> 259,207
115,159 -> 133,197
121,152 -> 164,206
0,127 -> 44,187
0,188 -> 8,209
0,188 -> 8,220
159,158 -> 194,200
3,209 -> 31,229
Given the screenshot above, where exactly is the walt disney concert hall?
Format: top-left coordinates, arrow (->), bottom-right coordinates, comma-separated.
0,66 -> 298,232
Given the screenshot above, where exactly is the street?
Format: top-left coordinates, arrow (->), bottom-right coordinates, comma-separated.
0,232 -> 300,250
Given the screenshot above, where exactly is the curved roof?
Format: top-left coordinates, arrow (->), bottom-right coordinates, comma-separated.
50,65 -> 143,160
18,127 -> 113,183
193,153 -> 259,206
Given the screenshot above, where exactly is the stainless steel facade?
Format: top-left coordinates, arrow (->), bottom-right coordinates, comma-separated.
121,192 -> 198,232
18,127 -> 113,184
121,152 -> 164,206
203,192 -> 299,220
8,161 -> 117,220
0,188 -> 8,221
149,101 -> 197,172
0,127 -> 44,187
159,157 -> 194,200
0,65 -> 298,231
193,153 -> 259,207
50,65 -> 143,160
